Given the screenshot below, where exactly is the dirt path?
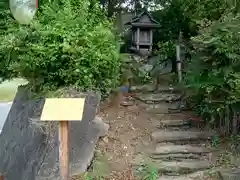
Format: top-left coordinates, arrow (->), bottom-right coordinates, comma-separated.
88,85 -> 220,180
98,103 -> 156,172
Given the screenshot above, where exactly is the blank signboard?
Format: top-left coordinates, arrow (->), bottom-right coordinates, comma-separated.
40,98 -> 85,121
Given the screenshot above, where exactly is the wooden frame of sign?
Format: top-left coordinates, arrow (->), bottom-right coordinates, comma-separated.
40,98 -> 85,180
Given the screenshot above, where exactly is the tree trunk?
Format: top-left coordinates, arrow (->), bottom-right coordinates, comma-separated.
107,0 -> 114,17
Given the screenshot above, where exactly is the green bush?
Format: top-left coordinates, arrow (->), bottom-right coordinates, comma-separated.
184,12 -> 240,122
0,0 -> 121,95
153,0 -> 240,126
0,0 -> 12,82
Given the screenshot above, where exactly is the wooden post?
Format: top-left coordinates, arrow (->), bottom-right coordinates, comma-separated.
59,121 -> 69,180
0,175 -> 4,180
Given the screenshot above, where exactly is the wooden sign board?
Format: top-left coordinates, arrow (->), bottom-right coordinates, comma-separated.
40,98 -> 85,121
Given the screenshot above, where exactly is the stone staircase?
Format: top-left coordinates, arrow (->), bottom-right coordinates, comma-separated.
130,85 -> 215,180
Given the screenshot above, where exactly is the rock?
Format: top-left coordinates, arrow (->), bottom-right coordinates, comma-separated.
152,144 -> 210,155
155,160 -> 211,174
102,137 -> 109,143
92,116 -> 109,137
139,64 -> 153,73
157,170 -> 207,180
132,54 -> 143,63
0,86 -> 102,180
151,130 -> 213,143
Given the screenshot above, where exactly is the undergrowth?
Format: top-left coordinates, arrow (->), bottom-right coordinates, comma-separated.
73,162 -> 158,180
210,135 -> 240,168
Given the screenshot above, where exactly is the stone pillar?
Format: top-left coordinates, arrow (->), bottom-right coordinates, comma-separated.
137,28 -> 140,50
176,44 -> 182,82
149,29 -> 153,52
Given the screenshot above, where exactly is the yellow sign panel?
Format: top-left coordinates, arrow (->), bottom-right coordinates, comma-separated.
40,98 -> 85,121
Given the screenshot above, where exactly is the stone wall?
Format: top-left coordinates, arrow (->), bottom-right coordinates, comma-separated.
0,86 -> 107,180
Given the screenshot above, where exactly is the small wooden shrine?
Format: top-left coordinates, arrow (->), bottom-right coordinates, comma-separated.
125,9 -> 161,54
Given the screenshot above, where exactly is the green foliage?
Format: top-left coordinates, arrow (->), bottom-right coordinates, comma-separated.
120,53 -> 152,85
142,165 -> 158,180
154,0 -> 240,126
0,0 -> 13,82
135,163 -> 158,180
211,134 -> 220,148
184,12 -> 240,122
157,40 -> 175,61
0,0 -> 121,95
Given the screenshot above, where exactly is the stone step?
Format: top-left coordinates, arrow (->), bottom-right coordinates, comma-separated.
168,109 -> 182,114
131,84 -> 156,92
154,114 -> 188,121
135,93 -> 181,104
120,98 -> 135,106
152,144 -> 210,155
154,160 -> 211,174
131,85 -> 177,93
150,153 -> 202,161
138,102 -> 180,114
218,168 -> 240,180
157,170 -> 207,180
151,130 -> 213,143
161,126 -> 191,131
159,120 -> 190,127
